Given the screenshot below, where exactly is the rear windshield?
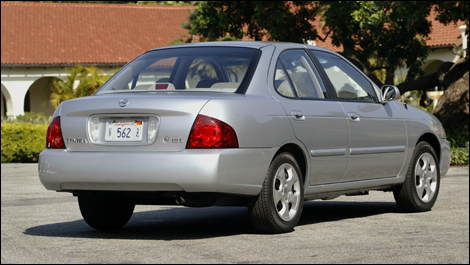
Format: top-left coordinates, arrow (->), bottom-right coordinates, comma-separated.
95,47 -> 261,95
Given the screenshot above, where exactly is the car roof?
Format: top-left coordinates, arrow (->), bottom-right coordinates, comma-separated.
148,41 -> 333,53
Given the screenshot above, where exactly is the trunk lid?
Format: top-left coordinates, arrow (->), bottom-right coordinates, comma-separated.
58,92 -> 210,152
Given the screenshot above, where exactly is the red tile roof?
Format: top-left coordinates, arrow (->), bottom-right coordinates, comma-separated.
426,15 -> 466,48
1,2 -> 465,66
1,1 -> 194,66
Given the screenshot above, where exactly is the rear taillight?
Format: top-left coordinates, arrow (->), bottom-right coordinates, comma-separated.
46,116 -> 65,149
186,115 -> 238,149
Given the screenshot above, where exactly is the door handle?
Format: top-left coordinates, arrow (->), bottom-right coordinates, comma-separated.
348,113 -> 360,122
291,111 -> 305,121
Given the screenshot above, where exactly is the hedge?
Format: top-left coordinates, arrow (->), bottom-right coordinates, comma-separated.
1,123 -> 48,163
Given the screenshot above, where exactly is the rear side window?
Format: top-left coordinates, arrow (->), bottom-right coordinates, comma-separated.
274,61 -> 295,97
311,50 -> 377,101
274,49 -> 328,99
96,47 -> 261,95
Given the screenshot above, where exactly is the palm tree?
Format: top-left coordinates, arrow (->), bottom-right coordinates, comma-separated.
48,66 -> 82,109
48,66 -> 114,109
75,66 -> 114,97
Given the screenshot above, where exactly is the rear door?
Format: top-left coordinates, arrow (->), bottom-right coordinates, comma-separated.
309,50 -> 407,182
273,49 -> 349,185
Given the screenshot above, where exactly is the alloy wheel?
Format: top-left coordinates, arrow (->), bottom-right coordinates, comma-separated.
272,163 -> 301,222
414,153 -> 438,203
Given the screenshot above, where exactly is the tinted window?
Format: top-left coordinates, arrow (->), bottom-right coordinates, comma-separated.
274,61 -> 294,97
275,50 -> 328,99
311,50 -> 377,101
95,47 -> 260,95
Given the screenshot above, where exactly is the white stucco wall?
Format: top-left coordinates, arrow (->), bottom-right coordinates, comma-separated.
460,25 -> 467,57
1,67 -> 68,118
1,67 -> 116,119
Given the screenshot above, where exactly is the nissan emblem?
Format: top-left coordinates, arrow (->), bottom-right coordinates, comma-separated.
119,99 -> 129,107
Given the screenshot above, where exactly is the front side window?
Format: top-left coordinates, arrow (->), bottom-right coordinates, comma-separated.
275,50 -> 328,99
95,47 -> 260,95
311,50 -> 377,101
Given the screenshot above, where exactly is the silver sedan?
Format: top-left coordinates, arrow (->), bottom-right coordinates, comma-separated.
39,42 -> 451,233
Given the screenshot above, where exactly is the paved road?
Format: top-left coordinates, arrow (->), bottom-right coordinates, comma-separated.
1,163 -> 468,264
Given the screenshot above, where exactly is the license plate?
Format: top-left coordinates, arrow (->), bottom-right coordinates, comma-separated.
105,119 -> 143,142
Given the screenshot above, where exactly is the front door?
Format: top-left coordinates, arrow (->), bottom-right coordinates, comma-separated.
340,101 -> 407,181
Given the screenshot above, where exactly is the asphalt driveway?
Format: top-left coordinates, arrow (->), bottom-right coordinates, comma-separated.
1,163 -> 468,264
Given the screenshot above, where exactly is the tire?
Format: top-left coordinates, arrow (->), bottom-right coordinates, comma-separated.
248,153 -> 304,233
78,196 -> 135,230
393,141 -> 440,212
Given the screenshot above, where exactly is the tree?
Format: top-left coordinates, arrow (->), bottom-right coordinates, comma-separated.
188,1 -> 467,85
319,1 -> 433,85
188,1 -> 437,85
432,59 -> 469,131
187,1 -> 320,42
48,66 -> 82,109
48,66 -> 114,109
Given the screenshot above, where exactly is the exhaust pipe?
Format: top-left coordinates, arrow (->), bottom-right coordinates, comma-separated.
174,194 -> 216,207
175,194 -> 241,207
175,196 -> 186,205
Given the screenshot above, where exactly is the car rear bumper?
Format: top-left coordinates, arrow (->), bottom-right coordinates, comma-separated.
39,148 -> 276,196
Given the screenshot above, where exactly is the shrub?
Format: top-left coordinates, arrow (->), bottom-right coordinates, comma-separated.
2,111 -> 52,124
1,123 -> 48,163
447,130 -> 469,148
447,130 -> 469,166
450,143 -> 469,166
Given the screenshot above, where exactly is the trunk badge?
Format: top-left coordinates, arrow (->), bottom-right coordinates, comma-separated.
119,99 -> 129,107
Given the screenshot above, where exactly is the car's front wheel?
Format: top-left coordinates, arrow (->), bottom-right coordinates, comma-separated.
78,196 -> 135,230
393,141 -> 440,212
248,153 -> 304,233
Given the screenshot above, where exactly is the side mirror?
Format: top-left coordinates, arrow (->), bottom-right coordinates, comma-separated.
381,85 -> 401,102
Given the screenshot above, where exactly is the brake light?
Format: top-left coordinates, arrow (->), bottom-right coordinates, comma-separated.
155,84 -> 168,90
186,115 -> 238,148
46,116 -> 65,149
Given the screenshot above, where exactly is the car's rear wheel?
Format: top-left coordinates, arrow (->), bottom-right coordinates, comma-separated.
393,141 -> 440,212
78,196 -> 135,230
248,153 -> 304,233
